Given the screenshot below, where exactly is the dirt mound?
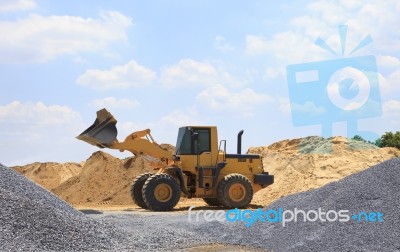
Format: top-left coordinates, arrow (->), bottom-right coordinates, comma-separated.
250,136 -> 400,206
12,162 -> 82,190
52,151 -> 159,206
159,143 -> 175,153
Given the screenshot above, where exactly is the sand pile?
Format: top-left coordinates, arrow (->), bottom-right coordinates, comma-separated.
52,151 -> 155,206
0,163 -> 122,251
250,136 -> 400,206
13,162 -> 82,190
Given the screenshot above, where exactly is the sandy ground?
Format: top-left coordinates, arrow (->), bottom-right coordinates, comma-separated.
75,198 -> 264,213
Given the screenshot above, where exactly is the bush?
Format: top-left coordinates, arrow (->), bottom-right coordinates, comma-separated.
352,135 -> 366,142
374,138 -> 382,148
351,135 -> 382,147
380,131 -> 400,149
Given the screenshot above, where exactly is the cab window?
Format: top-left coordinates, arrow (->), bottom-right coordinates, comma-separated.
176,127 -> 210,155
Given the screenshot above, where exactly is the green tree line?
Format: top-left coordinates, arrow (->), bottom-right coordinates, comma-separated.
352,131 -> 400,149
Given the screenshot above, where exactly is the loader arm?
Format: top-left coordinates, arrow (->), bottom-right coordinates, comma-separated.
109,130 -> 174,168
77,109 -> 174,169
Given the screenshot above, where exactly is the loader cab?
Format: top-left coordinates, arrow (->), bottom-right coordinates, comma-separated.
175,126 -> 218,173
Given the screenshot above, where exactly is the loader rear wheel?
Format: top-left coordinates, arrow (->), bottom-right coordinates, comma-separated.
203,197 -> 221,207
217,173 -> 253,208
131,172 -> 153,209
142,173 -> 180,211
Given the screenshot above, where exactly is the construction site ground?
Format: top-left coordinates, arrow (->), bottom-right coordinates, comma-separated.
3,136 -> 400,251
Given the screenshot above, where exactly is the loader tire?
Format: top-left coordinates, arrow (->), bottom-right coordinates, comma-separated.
217,173 -> 253,208
203,198 -> 221,206
131,172 -> 153,209
142,173 -> 180,211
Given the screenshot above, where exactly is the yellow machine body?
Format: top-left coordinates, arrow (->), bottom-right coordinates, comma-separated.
77,109 -> 274,210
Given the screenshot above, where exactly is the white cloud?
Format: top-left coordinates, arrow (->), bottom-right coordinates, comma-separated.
0,0 -> 36,12
196,84 -> 273,116
278,97 -> 291,115
158,110 -> 200,128
90,97 -> 140,109
0,101 -> 80,124
245,32 -> 324,63
383,100 -> 400,115
245,0 -> 400,81
376,56 -> 400,94
292,101 -> 326,115
77,60 -> 156,90
377,55 -> 400,71
120,121 -> 141,134
264,67 -> 284,80
379,70 -> 400,93
160,59 -> 217,88
159,59 -> 244,88
305,0 -> 400,55
0,11 -> 133,63
214,35 -> 235,52
0,101 -> 91,165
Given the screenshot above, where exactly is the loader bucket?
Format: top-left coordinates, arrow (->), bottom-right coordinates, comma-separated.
76,108 -> 118,148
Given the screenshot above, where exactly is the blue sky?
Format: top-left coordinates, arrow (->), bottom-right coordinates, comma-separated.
1,0 -> 399,166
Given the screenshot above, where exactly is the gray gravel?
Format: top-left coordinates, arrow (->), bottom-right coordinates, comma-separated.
298,136 -> 378,154
188,157 -> 400,252
256,157 -> 400,251
0,163 -> 123,251
2,158 -> 399,251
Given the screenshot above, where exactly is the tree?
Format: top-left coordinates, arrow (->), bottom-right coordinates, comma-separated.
352,135 -> 366,142
351,135 -> 381,147
374,138 -> 382,148
380,131 -> 400,149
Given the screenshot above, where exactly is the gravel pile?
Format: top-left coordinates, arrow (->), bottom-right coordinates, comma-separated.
197,158 -> 400,251
0,163 -> 123,251
258,157 -> 400,251
298,136 -> 378,154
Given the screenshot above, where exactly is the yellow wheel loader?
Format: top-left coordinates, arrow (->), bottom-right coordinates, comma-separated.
77,109 -> 274,211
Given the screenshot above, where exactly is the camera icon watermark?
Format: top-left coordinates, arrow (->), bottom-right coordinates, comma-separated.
286,25 -> 382,152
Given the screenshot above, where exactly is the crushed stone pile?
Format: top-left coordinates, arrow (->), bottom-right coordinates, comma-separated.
0,163 -> 123,251
250,136 -> 400,206
261,157 -> 400,251
13,162 -> 82,190
202,158 -> 400,252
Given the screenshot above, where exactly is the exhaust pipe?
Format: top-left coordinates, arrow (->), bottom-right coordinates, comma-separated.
237,130 -> 244,154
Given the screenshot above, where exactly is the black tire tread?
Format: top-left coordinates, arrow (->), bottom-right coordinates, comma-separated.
142,173 -> 180,211
217,173 -> 253,208
130,172 -> 153,209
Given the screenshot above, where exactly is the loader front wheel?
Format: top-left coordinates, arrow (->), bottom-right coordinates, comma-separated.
217,174 -> 253,208
131,172 -> 153,209
203,198 -> 221,206
142,173 -> 180,211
